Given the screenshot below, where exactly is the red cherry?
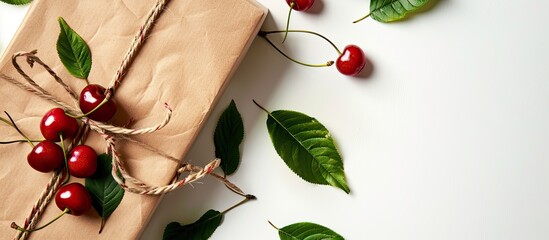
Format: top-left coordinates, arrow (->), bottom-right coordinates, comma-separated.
68,145 -> 97,178
55,183 -> 92,216
27,141 -> 64,173
79,84 -> 117,122
40,108 -> 79,142
336,45 -> 366,76
286,0 -> 315,11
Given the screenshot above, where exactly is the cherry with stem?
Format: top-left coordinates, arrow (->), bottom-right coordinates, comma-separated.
12,183 -> 92,233
74,84 -> 117,122
40,108 -> 78,142
259,30 -> 367,76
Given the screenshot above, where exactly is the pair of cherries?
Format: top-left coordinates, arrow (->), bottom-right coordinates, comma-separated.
12,84 -> 117,233
278,0 -> 367,76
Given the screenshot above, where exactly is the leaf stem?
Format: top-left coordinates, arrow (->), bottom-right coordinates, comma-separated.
1,111 -> 34,148
267,220 -> 280,230
11,208 -> 69,233
99,218 -> 105,234
258,31 -> 335,68
221,195 -> 256,215
353,12 -> 372,23
282,2 -> 295,43
252,100 -> 270,114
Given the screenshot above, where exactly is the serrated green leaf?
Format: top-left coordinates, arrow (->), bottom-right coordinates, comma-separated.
57,17 -> 92,79
85,154 -> 124,233
163,209 -> 223,240
370,0 -> 430,22
276,222 -> 344,240
0,0 -> 32,5
264,107 -> 350,193
214,100 -> 244,175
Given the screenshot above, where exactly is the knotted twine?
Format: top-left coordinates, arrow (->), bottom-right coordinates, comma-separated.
0,0 -> 223,239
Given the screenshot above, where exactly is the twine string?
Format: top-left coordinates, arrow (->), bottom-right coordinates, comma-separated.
106,0 -> 169,99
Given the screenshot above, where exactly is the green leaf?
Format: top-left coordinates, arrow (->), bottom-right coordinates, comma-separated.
214,100 -> 244,175
0,0 -> 33,5
56,17 -> 92,79
258,102 -> 349,193
274,221 -> 345,240
370,0 -> 430,22
163,209 -> 223,240
85,154 -> 124,233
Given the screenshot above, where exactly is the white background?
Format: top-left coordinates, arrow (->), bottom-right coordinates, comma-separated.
2,0 -> 549,239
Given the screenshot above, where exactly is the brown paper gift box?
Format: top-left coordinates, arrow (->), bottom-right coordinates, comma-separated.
0,0 -> 266,239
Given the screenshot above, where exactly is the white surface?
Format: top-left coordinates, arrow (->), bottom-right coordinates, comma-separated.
2,0 -> 549,239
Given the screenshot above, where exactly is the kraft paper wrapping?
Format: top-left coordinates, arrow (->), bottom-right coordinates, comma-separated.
0,0 -> 266,239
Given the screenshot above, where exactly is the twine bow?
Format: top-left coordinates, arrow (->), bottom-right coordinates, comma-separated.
0,0 -> 225,239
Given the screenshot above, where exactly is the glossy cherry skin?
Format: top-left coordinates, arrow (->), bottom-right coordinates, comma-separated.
27,141 -> 64,173
336,45 -> 366,76
55,183 -> 92,216
79,84 -> 117,122
286,0 -> 315,11
68,145 -> 97,178
40,108 -> 79,142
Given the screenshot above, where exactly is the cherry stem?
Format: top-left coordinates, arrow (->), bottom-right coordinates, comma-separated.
261,30 -> 342,55
221,194 -> 256,215
258,31 -> 336,68
11,208 -> 69,233
66,97 -> 110,119
282,2 -> 295,44
353,12 -> 372,24
267,220 -> 280,231
0,139 -> 42,144
0,111 -> 34,148
59,133 -> 70,185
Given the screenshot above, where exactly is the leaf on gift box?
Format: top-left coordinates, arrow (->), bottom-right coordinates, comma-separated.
214,100 -> 244,175
254,101 -> 350,194
163,209 -> 223,240
0,0 -> 32,5
270,221 -> 345,240
57,17 -> 92,79
85,153 -> 124,233
369,0 -> 430,22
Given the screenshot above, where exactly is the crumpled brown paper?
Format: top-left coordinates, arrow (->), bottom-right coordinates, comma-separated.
0,0 -> 266,239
